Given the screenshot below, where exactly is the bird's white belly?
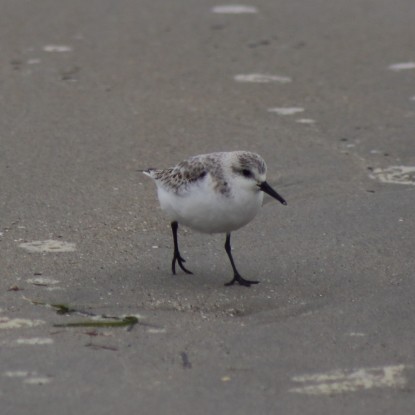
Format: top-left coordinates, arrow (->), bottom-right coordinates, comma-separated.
157,185 -> 263,234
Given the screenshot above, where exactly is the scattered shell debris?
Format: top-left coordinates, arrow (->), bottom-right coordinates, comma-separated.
211,5 -> 258,14
290,364 -> 410,395
4,371 -> 30,378
23,377 -> 51,385
25,276 -> 64,291
3,371 -> 51,385
43,45 -> 72,52
296,118 -> 316,124
234,73 -> 292,83
0,317 -> 45,329
267,107 -> 304,115
388,62 -> 415,71
15,337 -> 54,345
369,166 -> 415,185
27,277 -> 60,286
147,328 -> 166,334
19,240 -> 76,253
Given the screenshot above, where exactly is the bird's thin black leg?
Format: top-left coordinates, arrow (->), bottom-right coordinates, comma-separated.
224,233 -> 259,287
171,221 -> 193,275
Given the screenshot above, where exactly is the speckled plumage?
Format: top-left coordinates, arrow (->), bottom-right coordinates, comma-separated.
145,151 -> 266,197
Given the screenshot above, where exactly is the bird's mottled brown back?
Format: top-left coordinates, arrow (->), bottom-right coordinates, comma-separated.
145,151 -> 266,196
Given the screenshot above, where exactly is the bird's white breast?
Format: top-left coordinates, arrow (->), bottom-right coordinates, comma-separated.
156,176 -> 263,234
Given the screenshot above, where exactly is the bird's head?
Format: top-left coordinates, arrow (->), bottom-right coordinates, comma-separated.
229,151 -> 287,205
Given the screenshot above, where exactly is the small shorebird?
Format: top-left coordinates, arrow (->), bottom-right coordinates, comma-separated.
143,151 -> 287,287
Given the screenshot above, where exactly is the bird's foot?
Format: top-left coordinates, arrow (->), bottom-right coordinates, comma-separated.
172,252 -> 193,275
225,273 -> 259,287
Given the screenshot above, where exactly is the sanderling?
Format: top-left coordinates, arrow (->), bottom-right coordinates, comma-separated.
143,151 -> 287,287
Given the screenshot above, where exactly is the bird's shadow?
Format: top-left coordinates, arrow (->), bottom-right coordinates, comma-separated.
75,252 -> 332,321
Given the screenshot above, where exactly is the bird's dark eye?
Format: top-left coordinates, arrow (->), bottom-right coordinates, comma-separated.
241,169 -> 252,178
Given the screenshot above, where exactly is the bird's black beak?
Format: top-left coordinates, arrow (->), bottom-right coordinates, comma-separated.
258,181 -> 287,205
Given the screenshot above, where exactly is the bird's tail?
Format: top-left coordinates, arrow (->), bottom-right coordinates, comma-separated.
138,168 -> 157,178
